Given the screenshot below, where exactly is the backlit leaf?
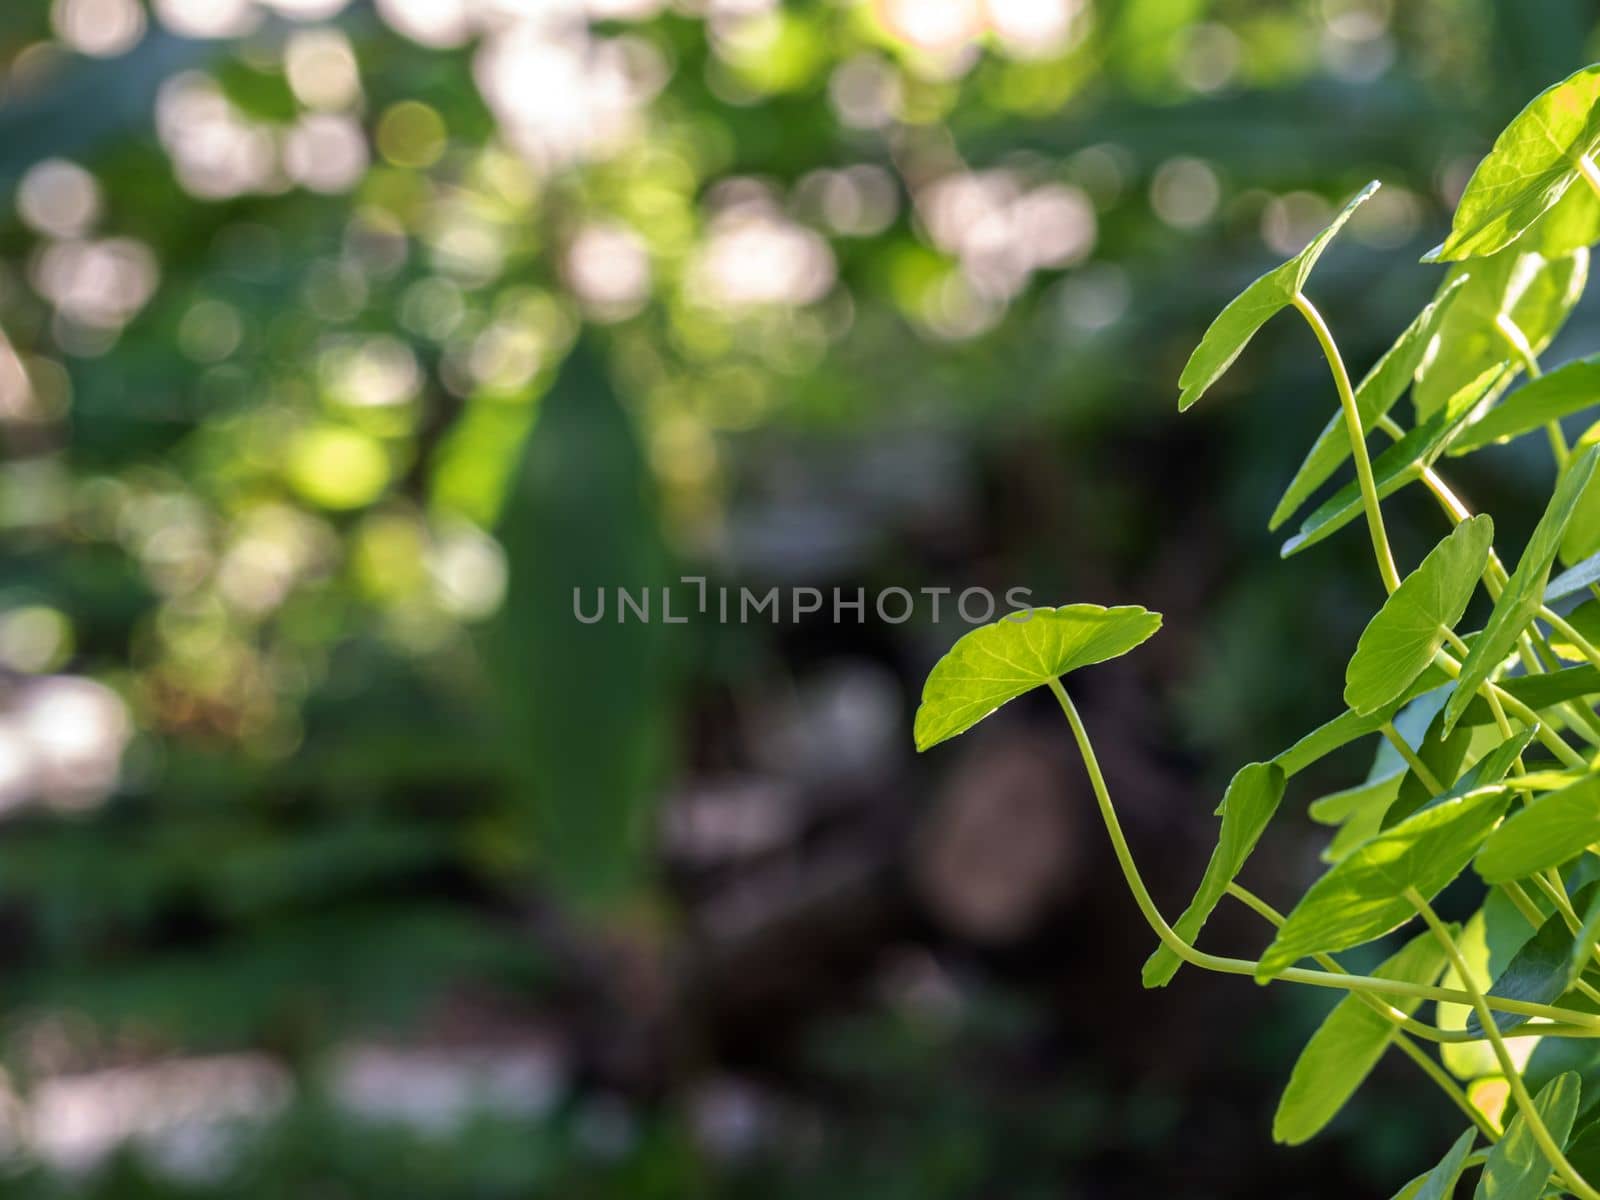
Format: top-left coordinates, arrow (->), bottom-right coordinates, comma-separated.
1427,63 -> 1600,262
1477,773 -> 1600,883
1420,247 -> 1585,423
1471,1071 -> 1582,1200
912,605 -> 1161,752
1256,788 -> 1507,980
1177,182 -> 1377,411
1143,761 -> 1286,988
1344,517 -> 1493,714
1445,444 -> 1600,733
1272,929 -> 1450,1145
1282,371 -> 1499,559
1453,354 -> 1600,455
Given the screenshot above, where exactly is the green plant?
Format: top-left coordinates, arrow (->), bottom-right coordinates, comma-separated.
916,63 -> 1600,1199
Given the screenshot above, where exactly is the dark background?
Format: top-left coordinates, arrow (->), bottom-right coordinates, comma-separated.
0,0 -> 1592,1195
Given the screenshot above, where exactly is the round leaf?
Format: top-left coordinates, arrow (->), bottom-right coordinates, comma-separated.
912,604 -> 1162,753
1344,516 -> 1494,715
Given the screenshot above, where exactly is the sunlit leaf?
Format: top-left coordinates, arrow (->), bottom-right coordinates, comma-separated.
1345,517 -> 1493,714
1426,63 -> 1600,262
1142,761 -> 1285,988
1471,1071 -> 1582,1200
1389,1128 -> 1476,1200
1256,788 -> 1507,980
1477,773 -> 1600,884
912,605 -> 1161,752
1272,929 -> 1449,1145
1453,355 -> 1600,455
1445,445 -> 1600,733
1270,278 -> 1468,532
1282,371 -> 1499,559
1420,247 -> 1586,423
1177,182 -> 1377,411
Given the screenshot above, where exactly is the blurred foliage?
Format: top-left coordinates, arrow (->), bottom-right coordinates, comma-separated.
0,0 -> 1596,1194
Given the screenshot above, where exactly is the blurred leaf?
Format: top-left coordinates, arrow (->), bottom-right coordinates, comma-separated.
487,340 -> 671,912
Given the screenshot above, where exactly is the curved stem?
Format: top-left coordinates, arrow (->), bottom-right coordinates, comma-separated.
1293,292 -> 1401,594
1382,720 -> 1445,793
1494,312 -> 1567,469
1412,888 -> 1600,1200
1047,679 -> 1600,1027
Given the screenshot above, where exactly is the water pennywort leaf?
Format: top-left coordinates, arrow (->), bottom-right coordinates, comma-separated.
1427,62 -> 1600,262
1142,761 -> 1285,988
912,605 -> 1161,753
1389,1128 -> 1476,1200
1344,516 -> 1493,715
1477,773 -> 1600,884
1272,929 -> 1449,1145
1256,788 -> 1508,980
1177,182 -> 1377,412
1453,354 -> 1600,455
1445,444 -> 1600,734
1471,1071 -> 1582,1200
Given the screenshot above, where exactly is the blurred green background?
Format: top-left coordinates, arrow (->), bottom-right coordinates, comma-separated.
0,0 -> 1593,1195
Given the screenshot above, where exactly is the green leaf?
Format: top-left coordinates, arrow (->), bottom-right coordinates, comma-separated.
1445,444 -> 1600,733
1569,882 -> 1600,985
1383,704 -> 1476,829
1427,63 -> 1600,262
1269,278 -> 1468,531
1272,929 -> 1450,1145
1467,882 -> 1599,1034
1389,1128 -> 1476,1200
1344,517 -> 1494,714
1454,354 -> 1600,455
1549,548 -> 1600,604
488,341 -> 671,912
1256,788 -> 1508,980
1273,668 -> 1450,778
1177,182 -> 1377,411
1477,773 -> 1600,883
1471,1071 -> 1582,1200
1420,248 -> 1586,423
912,605 -> 1161,752
1142,761 -> 1286,988
1452,664 -> 1600,726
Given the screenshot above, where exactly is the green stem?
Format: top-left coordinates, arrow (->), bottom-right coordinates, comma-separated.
1411,888 -> 1600,1200
1293,292 -> 1402,594
1494,312 -> 1567,469
1382,720 -> 1445,793
1046,679 -> 1600,1027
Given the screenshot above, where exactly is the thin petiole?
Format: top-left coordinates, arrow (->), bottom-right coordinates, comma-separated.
1292,292 -> 1402,594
